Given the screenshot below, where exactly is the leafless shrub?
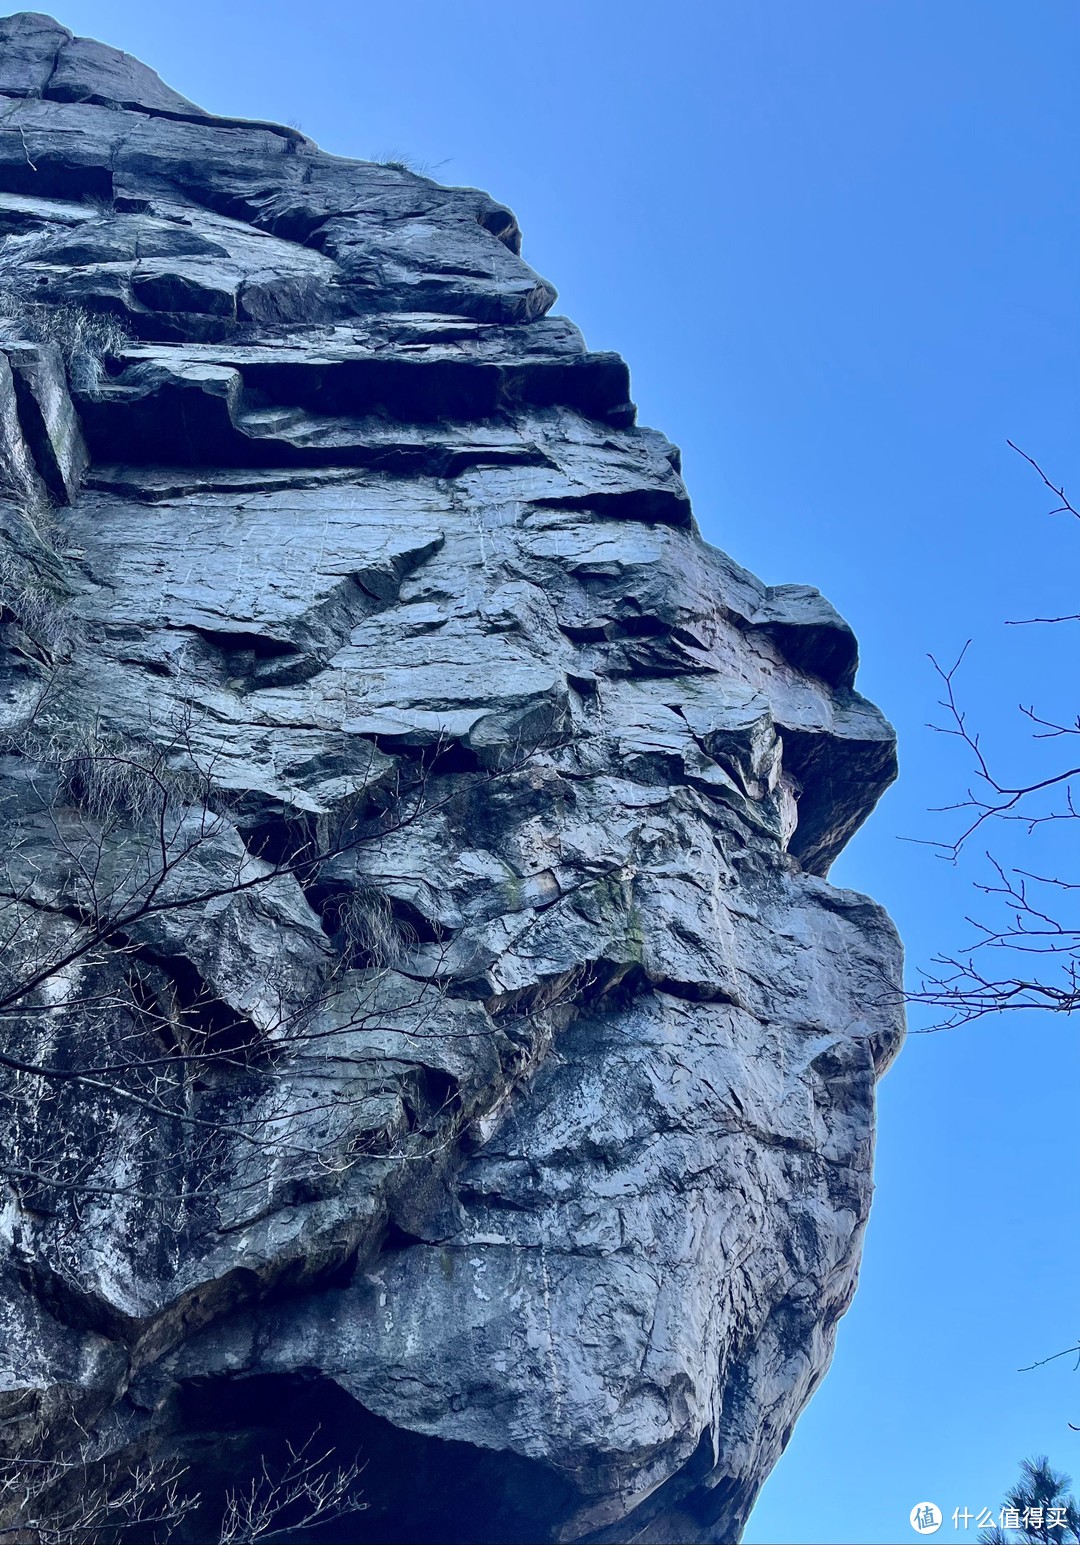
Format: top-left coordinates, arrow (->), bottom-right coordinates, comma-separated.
0,1419 -> 363,1543
217,1432 -> 364,1544
914,444 -> 1080,1028
0,1425 -> 196,1545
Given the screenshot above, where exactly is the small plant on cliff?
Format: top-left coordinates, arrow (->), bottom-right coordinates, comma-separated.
0,231 -> 130,393
367,148 -> 448,178
57,722 -> 209,824
0,292 -> 131,393
0,547 -> 69,659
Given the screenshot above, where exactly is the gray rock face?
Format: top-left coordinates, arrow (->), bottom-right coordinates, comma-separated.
0,15 -> 903,1543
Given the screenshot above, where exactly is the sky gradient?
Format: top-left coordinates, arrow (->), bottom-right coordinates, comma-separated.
25,3 -> 1080,1540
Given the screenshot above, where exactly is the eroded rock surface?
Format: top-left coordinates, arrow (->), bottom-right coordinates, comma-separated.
0,15 -> 903,1542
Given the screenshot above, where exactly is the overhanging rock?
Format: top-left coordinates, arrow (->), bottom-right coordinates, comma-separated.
0,14 -> 903,1543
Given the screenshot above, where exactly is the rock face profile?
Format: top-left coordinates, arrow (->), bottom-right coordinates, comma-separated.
0,14 -> 904,1543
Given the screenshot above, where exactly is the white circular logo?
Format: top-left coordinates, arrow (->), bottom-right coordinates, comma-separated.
910,1503 -> 942,1535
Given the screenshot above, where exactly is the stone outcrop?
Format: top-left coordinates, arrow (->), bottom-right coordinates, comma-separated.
0,15 -> 903,1543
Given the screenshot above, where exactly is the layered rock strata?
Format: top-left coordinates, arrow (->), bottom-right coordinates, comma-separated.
0,14 -> 903,1543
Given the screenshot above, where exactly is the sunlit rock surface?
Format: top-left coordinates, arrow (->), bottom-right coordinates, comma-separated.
0,14 -> 903,1542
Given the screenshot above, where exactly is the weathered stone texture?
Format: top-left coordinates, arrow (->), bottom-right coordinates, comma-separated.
0,14 -> 903,1542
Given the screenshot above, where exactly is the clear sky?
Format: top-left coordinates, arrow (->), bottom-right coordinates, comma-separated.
28,3 -> 1080,1541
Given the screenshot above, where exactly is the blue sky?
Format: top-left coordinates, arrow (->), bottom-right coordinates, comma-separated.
37,2 -> 1080,1540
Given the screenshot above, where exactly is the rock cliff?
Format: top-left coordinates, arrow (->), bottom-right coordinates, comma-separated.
0,14 -> 903,1543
